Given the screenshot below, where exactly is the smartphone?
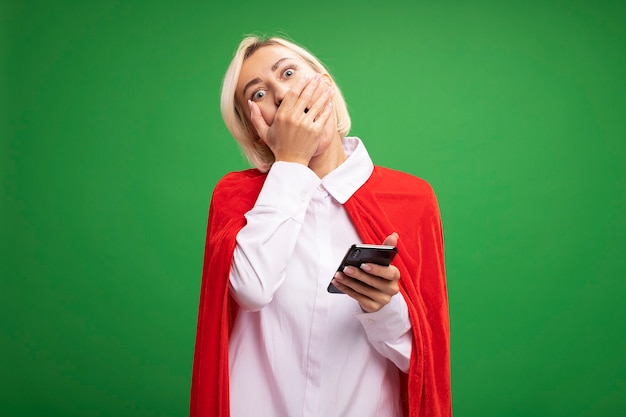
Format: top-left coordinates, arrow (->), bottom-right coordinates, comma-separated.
327,244 -> 398,293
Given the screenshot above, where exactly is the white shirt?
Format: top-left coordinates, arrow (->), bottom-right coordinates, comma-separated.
228,137 -> 413,417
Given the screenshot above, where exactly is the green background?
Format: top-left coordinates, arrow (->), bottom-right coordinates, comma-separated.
2,0 -> 625,416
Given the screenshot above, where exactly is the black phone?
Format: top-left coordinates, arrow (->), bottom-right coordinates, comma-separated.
327,244 -> 398,293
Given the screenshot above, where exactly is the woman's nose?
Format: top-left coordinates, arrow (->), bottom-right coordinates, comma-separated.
274,84 -> 289,107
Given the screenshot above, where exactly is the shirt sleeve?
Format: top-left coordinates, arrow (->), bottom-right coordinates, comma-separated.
229,162 -> 321,312
354,292 -> 413,373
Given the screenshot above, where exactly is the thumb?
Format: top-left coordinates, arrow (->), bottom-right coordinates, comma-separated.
248,100 -> 269,141
382,232 -> 399,247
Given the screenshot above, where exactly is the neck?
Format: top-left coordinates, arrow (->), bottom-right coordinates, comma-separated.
308,133 -> 346,178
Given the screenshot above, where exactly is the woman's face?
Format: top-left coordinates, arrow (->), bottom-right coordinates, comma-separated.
236,44 -> 323,127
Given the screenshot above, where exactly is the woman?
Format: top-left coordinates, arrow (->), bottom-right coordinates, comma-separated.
191,36 -> 451,417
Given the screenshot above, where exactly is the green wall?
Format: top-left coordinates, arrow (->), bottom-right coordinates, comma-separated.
2,1 -> 625,416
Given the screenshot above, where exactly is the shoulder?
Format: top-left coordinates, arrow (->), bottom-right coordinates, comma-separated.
210,168 -> 267,216
355,166 -> 441,227
367,166 -> 437,201
216,168 -> 266,186
213,168 -> 267,198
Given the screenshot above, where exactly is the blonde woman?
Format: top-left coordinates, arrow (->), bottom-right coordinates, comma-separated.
191,35 -> 451,417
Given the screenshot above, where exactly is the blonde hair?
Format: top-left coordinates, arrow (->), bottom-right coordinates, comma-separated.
220,36 -> 351,172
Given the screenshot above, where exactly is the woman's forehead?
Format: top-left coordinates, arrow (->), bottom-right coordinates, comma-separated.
242,45 -> 300,72
237,45 -> 305,94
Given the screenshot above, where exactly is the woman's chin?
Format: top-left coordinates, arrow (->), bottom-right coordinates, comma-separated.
311,135 -> 344,163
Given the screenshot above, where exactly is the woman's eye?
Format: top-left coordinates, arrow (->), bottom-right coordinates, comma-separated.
252,90 -> 266,101
283,68 -> 295,78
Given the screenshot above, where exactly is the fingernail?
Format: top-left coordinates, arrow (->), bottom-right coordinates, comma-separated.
360,263 -> 372,272
343,266 -> 354,274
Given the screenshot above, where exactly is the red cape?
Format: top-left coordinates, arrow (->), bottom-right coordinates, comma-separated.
190,166 -> 451,416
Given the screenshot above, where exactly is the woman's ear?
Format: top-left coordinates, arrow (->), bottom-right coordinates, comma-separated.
322,73 -> 333,87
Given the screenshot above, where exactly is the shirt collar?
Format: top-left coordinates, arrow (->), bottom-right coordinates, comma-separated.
321,137 -> 374,204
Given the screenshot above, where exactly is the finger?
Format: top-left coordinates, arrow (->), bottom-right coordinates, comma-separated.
306,74 -> 333,113
279,74 -> 315,113
333,272 -> 377,300
334,273 -> 392,311
332,277 -> 380,311
315,100 -> 334,127
382,232 -> 399,247
360,263 -> 401,282
307,86 -> 334,122
248,100 -> 269,140
290,74 -> 323,115
342,266 -> 399,294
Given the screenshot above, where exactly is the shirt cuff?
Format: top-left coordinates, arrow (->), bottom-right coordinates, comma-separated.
354,292 -> 412,343
254,162 -> 321,222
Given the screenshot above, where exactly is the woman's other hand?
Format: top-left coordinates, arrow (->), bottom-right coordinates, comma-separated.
331,233 -> 402,313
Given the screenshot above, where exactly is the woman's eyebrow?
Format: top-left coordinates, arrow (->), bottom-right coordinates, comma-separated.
242,57 -> 293,98
242,77 -> 261,98
271,57 -> 290,71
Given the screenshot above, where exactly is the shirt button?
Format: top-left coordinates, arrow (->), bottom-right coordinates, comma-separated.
299,193 -> 307,203
366,318 -> 375,324
317,184 -> 324,191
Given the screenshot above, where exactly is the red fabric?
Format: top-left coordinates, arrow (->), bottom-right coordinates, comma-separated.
190,166 -> 451,417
